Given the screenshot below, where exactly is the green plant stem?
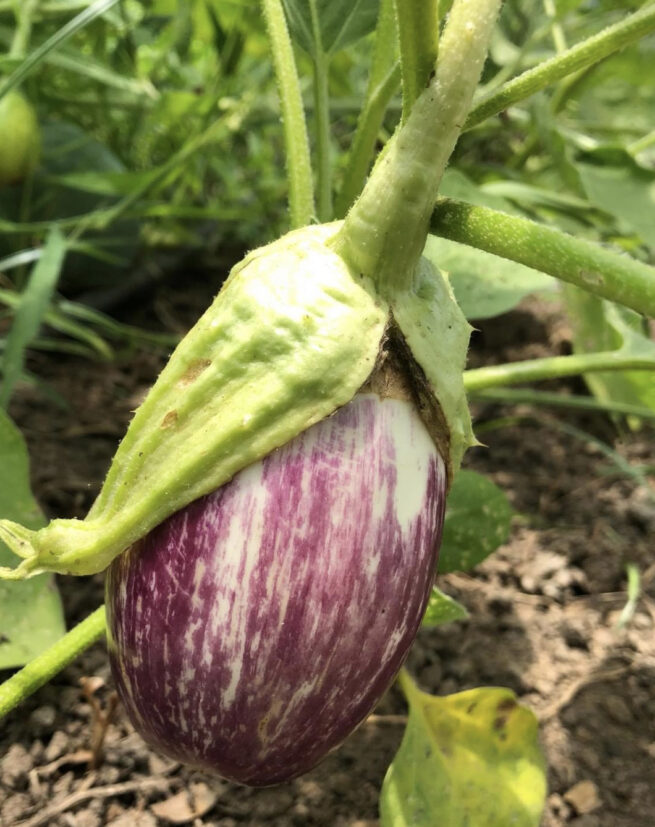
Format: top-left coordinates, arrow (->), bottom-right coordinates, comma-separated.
0,606 -> 106,720
0,0 -> 121,100
395,0 -> 439,122
629,128 -> 655,156
262,0 -> 314,228
431,198 -> 655,318
465,4 -> 655,130
396,666 -> 420,703
336,0 -> 400,217
542,0 -> 567,53
463,351 -> 655,392
312,51 -> 332,221
336,64 -> 400,218
10,0 -> 40,57
308,0 -> 332,222
469,387 -> 655,421
332,0 -> 501,293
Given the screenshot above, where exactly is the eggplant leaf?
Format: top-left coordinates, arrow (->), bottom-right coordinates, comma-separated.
0,228 -> 67,408
0,410 -> 65,668
421,586 -> 468,627
438,470 -> 512,573
575,147 -> 655,249
563,287 -> 655,421
282,0 -> 380,57
424,234 -> 556,320
380,679 -> 547,827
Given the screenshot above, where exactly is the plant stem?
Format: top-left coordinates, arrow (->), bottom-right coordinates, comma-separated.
306,0 -> 333,222
465,4 -> 655,130
395,0 -> 440,122
542,0 -> 567,54
10,0 -> 40,57
335,63 -> 400,218
262,0 -> 315,228
331,0 -> 501,293
312,48 -> 333,221
396,666 -> 419,702
469,387 -> 655,421
336,0 -> 400,217
629,128 -> 655,157
0,606 -> 106,720
463,351 -> 655,392
431,198 -> 655,318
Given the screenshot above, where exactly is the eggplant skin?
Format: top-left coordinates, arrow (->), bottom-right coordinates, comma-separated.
106,393 -> 446,786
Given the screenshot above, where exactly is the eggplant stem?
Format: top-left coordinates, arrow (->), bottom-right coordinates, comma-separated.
0,606 -> 106,720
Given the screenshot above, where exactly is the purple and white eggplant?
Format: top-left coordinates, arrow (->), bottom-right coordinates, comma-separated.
106,393 -> 446,785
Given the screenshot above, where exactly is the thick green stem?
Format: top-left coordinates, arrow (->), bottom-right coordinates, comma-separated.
464,351 -> 655,392
465,4 -> 655,130
395,0 -> 440,122
431,199 -> 655,318
331,0 -> 501,293
262,0 -> 314,228
0,606 -> 106,720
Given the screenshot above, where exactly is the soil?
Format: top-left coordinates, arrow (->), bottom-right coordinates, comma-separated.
0,277 -> 654,827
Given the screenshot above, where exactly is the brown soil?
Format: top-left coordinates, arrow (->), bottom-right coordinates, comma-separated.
0,283 -> 653,827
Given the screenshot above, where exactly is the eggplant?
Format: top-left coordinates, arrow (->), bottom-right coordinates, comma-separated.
106,392 -> 446,785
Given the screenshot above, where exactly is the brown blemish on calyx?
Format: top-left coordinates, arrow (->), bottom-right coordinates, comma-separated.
160,410 -> 178,429
179,358 -> 212,386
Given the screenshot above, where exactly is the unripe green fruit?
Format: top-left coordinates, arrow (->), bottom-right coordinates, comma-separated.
0,91 -> 40,186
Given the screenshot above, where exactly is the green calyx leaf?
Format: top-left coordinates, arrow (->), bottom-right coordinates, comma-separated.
381,674 -> 547,826
0,224 -> 387,577
390,256 -> 475,477
0,224 -> 474,580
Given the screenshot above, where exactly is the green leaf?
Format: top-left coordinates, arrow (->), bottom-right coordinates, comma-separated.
0,410 -> 65,669
282,0 -> 380,57
575,147 -> 655,249
424,234 -> 556,320
380,677 -> 547,827
563,286 -> 655,421
422,587 -> 468,627
438,471 -> 512,573
0,228 -> 67,408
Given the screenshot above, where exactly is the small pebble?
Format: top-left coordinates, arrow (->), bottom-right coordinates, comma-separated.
28,705 -> 57,735
44,730 -> 69,762
1,743 -> 33,788
251,789 -> 294,818
564,780 -> 601,815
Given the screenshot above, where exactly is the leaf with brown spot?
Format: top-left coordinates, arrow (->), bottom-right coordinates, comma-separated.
380,676 -> 546,826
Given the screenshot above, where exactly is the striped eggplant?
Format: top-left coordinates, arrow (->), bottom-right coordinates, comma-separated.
0,0 -> 504,788
106,392 -> 446,784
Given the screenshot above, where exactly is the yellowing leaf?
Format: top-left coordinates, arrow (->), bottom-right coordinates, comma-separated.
380,675 -> 546,827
